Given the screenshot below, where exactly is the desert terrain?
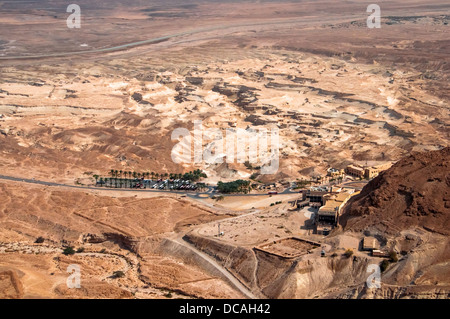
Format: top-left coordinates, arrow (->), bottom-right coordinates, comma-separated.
0,0 -> 449,299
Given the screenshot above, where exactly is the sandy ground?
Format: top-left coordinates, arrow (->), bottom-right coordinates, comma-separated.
0,181 -> 240,299
195,204 -> 316,247
0,0 -> 448,299
0,1 -> 448,185
200,193 -> 300,210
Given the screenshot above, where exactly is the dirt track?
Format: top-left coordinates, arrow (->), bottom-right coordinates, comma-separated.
169,234 -> 257,299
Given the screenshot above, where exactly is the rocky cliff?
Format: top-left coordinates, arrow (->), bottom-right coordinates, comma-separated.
341,147 -> 449,235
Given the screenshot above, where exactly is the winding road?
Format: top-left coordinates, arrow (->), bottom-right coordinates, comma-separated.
170,234 -> 258,299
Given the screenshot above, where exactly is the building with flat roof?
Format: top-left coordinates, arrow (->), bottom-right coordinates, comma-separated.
372,250 -> 390,258
364,163 -> 393,179
307,190 -> 329,205
316,190 -> 360,235
317,206 -> 338,223
327,168 -> 345,177
362,237 -> 380,251
345,165 -> 365,178
346,163 -> 393,179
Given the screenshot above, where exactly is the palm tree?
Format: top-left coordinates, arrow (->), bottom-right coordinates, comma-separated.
110,169 -> 115,177
119,170 -> 123,177
99,177 -> 104,187
93,174 -> 99,185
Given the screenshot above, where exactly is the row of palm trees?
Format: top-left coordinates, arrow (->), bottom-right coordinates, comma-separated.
105,169 -> 205,180
316,175 -> 345,184
107,170 -> 183,180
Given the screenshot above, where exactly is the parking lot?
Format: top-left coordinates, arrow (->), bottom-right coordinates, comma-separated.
124,178 -> 200,191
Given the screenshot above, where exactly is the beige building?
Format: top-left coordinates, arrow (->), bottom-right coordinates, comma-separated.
364,163 -> 393,179
346,163 -> 393,179
317,190 -> 360,233
362,237 -> 380,251
345,165 -> 365,178
327,168 -> 345,177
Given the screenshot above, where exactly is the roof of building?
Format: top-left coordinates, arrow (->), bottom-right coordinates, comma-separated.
320,190 -> 359,216
363,237 -> 379,250
308,191 -> 329,196
347,164 -> 364,171
318,208 -> 337,216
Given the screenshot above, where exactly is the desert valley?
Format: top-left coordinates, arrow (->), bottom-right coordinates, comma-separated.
0,0 -> 448,300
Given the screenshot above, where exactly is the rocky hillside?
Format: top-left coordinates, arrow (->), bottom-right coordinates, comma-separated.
341,147 -> 450,235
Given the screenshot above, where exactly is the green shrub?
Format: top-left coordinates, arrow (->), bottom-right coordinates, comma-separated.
76,247 -> 85,253
380,259 -> 390,272
217,180 -> 251,194
389,250 -> 398,262
164,292 -> 173,298
113,271 -> 125,278
214,195 -> 225,202
344,249 -> 353,258
35,237 -> 45,244
62,247 -> 75,255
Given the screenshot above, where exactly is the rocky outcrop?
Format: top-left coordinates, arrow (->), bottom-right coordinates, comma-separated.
341,147 -> 450,235
0,270 -> 24,299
